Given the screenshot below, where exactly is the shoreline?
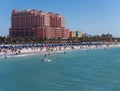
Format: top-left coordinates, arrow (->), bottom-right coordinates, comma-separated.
0,42 -> 120,58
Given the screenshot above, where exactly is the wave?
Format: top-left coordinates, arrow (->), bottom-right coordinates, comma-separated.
0,54 -> 29,59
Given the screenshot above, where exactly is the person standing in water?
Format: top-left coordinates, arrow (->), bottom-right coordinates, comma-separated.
3,49 -> 7,59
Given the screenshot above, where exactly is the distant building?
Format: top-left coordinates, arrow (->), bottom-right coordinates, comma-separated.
69,31 -> 76,38
101,33 -> 112,38
76,31 -> 82,38
9,9 -> 69,39
82,33 -> 92,38
69,31 -> 82,38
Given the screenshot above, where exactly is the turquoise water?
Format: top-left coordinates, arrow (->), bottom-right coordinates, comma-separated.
0,48 -> 120,91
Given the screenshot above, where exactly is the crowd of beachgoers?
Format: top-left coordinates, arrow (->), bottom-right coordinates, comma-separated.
0,42 -> 120,58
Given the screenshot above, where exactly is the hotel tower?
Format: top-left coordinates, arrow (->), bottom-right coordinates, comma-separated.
9,9 -> 69,39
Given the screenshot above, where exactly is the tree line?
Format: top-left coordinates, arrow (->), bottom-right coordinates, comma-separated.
0,36 -> 119,44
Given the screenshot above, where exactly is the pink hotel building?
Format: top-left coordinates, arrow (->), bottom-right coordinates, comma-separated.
9,9 -> 69,39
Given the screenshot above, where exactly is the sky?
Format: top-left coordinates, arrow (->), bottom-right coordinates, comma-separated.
0,0 -> 120,37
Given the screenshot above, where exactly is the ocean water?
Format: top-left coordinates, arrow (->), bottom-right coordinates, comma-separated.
0,48 -> 120,91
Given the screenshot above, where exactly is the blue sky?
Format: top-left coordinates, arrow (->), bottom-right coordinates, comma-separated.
0,0 -> 120,37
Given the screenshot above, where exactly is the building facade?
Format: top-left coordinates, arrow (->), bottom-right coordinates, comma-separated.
9,9 -> 69,39
69,31 -> 82,38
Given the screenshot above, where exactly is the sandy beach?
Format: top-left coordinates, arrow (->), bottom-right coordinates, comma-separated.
0,42 -> 120,58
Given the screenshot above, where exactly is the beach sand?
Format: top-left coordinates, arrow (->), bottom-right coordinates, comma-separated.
0,42 -> 120,58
